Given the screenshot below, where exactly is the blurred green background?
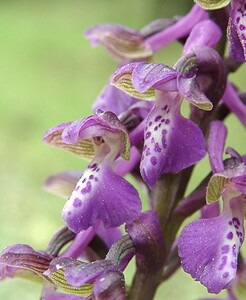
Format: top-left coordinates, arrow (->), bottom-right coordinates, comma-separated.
0,1 -> 245,299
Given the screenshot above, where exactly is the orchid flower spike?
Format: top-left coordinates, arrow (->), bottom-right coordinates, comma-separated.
43,110 -> 142,233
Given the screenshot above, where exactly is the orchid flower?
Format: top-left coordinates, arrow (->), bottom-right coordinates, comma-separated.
195,0 -> 246,61
110,19 -> 227,188
84,4 -> 208,61
178,121 -> 246,294
43,110 -> 142,233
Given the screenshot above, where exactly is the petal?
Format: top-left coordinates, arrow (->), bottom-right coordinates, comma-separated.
43,122 -> 94,160
96,223 -> 122,249
178,197 -> 245,294
93,270 -> 126,300
228,1 -> 246,62
145,4 -> 209,52
131,62 -> 177,93
93,83 -> 138,115
43,170 -> 83,199
62,111 -> 130,161
62,160 -> 142,232
111,62 -> 156,100
84,23 -> 153,61
65,260 -> 116,286
183,20 -> 222,55
141,92 -> 206,188
222,81 -> 246,127
177,74 -> 213,110
207,121 -> 227,173
44,257 -> 93,297
0,244 -> 52,279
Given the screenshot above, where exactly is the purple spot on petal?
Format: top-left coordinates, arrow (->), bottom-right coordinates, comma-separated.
89,175 -> 94,180
73,198 -> 82,207
148,121 -> 152,126
231,261 -> 237,269
146,148 -> 151,156
221,245 -> 229,254
233,217 -> 240,226
154,126 -> 158,131
94,177 -> 98,182
154,115 -> 162,122
146,131 -> 151,139
227,232 -> 233,240
218,256 -> 227,270
165,119 -> 170,124
228,221 -> 233,225
151,156 -> 157,166
154,143 -> 161,153
81,181 -> 92,195
151,137 -> 155,144
223,272 -> 229,278
240,24 -> 245,30
82,178 -> 86,183
161,118 -> 165,123
75,185 -> 80,191
232,245 -> 237,257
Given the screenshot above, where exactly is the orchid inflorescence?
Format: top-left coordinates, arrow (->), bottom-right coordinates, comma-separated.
1,1 -> 246,299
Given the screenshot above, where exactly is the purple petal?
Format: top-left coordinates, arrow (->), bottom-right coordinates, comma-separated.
208,121 -> 227,173
201,202 -> 220,219
114,146 -> 141,177
96,223 -> 122,249
141,92 -> 206,188
43,170 -> 83,199
222,81 -> 246,127
126,211 -> 165,271
178,197 -> 245,294
62,160 -> 141,232
228,0 -> 246,62
132,62 -> 177,93
183,20 -> 222,55
93,270 -> 126,300
62,111 -> 130,161
65,260 -> 116,286
0,244 -> 52,278
43,121 -> 95,160
93,83 -> 138,115
177,74 -> 213,111
145,4 -> 208,52
84,23 -> 152,61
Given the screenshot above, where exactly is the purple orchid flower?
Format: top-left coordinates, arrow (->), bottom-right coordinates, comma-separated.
195,0 -> 246,61
84,4 -> 208,61
178,121 -> 246,294
110,19 -> 225,188
111,61 -> 211,187
43,110 -> 142,233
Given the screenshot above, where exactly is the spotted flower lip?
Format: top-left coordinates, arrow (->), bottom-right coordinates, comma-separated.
44,111 -> 142,232
178,121 -> 246,294
227,0 -> 246,62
